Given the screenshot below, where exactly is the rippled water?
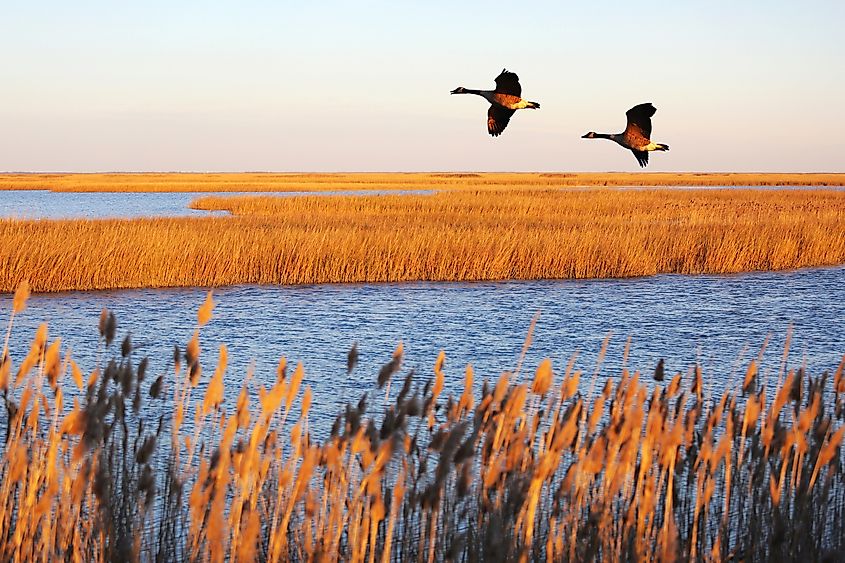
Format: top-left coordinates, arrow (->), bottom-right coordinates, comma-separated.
0,189 -> 432,219
2,266 -> 843,431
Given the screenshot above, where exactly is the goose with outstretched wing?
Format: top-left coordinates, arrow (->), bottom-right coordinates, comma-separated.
582,103 -> 669,167
451,69 -> 540,137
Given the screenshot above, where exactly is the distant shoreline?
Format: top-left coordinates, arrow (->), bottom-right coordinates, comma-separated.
1,172 -> 844,192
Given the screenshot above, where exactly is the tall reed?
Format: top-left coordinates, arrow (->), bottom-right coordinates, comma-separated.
1,286 -> 843,561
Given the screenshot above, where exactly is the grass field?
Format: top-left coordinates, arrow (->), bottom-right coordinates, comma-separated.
1,172 -> 844,192
2,187 -> 845,292
1,289 -> 843,561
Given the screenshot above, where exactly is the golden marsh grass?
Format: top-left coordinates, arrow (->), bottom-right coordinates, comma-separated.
3,188 -> 845,292
1,172 -> 844,193
1,288 -> 844,561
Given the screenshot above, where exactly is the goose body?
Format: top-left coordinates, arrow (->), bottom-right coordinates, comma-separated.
451,69 -> 540,137
582,103 -> 669,167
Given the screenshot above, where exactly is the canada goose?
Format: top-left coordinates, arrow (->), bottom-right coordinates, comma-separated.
451,69 -> 540,137
582,103 -> 669,167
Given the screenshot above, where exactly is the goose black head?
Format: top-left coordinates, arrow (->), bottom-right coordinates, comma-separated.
450,87 -> 468,95
581,132 -> 597,139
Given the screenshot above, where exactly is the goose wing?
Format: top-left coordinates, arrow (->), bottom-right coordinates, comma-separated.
631,149 -> 650,168
494,69 -> 522,97
624,103 -> 656,141
488,104 -> 515,137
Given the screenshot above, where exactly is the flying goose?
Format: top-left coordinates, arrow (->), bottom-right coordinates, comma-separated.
582,103 -> 669,167
451,69 -> 540,137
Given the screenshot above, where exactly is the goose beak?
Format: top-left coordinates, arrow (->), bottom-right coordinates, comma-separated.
450,87 -> 462,95
581,132 -> 592,139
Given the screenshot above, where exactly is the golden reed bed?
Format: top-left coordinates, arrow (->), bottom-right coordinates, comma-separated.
1,172 -> 844,192
1,288 -> 844,561
2,187 -> 845,292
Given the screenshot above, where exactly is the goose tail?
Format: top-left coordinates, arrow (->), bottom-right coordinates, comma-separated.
526,101 -> 540,109
656,143 -> 669,151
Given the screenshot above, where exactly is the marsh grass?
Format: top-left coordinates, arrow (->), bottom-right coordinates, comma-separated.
0,172 -> 844,193
1,287 -> 844,561
3,188 -> 845,291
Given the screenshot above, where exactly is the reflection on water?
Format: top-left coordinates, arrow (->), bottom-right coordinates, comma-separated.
0,189 -> 433,219
2,266 -> 843,432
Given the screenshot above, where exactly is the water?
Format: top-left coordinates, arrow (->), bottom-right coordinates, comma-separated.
2,266 -> 844,432
540,184 -> 842,194
0,189 -> 432,219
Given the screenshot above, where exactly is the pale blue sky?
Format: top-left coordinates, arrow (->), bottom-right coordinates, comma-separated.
2,1 -> 843,172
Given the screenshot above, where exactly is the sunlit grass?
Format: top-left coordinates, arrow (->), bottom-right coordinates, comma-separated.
0,172 -> 844,192
2,188 -> 845,292
1,287 -> 844,561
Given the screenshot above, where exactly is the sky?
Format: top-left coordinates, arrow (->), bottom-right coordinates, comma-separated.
1,1 -> 844,173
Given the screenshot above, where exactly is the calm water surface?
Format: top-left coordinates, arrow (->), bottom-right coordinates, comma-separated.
0,189 -> 432,219
2,266 -> 843,432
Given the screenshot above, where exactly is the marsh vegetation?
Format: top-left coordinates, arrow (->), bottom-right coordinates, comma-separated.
2,187 -> 845,292
1,172 -> 844,193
